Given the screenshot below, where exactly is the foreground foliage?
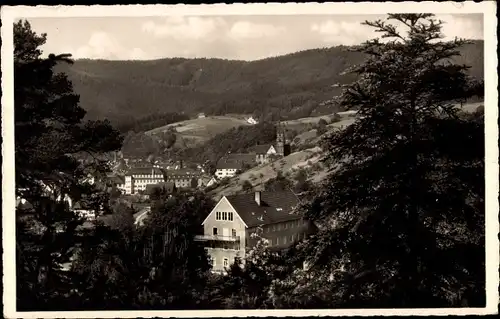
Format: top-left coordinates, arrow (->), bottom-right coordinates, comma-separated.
298,14 -> 485,307
14,20 -> 123,311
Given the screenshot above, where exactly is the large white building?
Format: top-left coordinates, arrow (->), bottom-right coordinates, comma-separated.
124,167 -> 165,194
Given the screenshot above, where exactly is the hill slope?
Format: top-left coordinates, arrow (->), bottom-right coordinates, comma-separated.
207,101 -> 484,199
57,41 -> 484,127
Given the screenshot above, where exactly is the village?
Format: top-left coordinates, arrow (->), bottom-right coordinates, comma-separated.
16,118 -> 324,273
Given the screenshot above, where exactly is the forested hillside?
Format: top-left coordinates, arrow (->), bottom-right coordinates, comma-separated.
56,40 -> 484,129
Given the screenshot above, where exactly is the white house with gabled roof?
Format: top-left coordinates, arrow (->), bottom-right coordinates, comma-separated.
195,190 -> 315,273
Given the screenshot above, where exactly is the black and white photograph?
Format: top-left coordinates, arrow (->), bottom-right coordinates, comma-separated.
2,2 -> 498,318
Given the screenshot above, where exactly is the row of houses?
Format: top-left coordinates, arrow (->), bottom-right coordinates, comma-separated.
109,167 -> 211,195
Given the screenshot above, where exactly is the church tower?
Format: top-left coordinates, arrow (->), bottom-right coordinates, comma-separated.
275,122 -> 291,157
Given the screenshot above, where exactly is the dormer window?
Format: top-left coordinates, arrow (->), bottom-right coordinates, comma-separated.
215,211 -> 233,221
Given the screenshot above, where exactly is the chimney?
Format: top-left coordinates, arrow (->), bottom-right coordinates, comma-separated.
255,191 -> 261,206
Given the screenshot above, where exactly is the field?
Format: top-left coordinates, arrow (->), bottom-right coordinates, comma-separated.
283,114 -> 334,125
146,115 -> 253,146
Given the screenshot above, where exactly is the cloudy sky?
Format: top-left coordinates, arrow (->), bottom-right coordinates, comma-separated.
26,14 -> 483,61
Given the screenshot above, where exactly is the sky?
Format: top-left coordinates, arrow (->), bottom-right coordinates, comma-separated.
26,14 -> 483,61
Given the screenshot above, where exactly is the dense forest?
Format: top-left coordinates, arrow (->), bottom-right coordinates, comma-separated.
116,112 -> 190,133
56,41 -> 484,129
177,122 -> 278,164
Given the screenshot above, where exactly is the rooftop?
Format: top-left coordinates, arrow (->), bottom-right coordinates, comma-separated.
216,160 -> 245,170
216,153 -> 256,169
145,182 -> 176,195
126,167 -> 164,176
165,168 -> 201,179
225,190 -> 302,227
107,174 -> 125,185
249,144 -> 274,154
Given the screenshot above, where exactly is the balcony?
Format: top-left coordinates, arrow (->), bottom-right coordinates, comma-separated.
195,234 -> 240,242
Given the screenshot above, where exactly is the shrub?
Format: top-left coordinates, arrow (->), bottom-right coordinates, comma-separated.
241,180 -> 253,192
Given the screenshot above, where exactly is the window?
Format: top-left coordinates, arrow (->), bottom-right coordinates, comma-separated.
276,237 -> 280,245
277,223 -> 281,231
228,212 -> 233,221
223,212 -> 227,220
216,212 -> 221,220
272,225 -> 275,231
232,229 -> 237,237
291,234 -> 295,242
284,222 -> 288,229
223,257 -> 229,268
283,236 -> 287,244
213,227 -> 218,235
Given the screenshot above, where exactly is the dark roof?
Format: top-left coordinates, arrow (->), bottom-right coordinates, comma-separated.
226,153 -> 256,163
216,159 -> 245,170
127,167 -> 164,176
225,190 -> 302,227
145,182 -> 176,195
108,175 -> 125,185
249,144 -> 274,154
216,154 -> 256,169
16,198 -> 34,211
165,168 -> 200,179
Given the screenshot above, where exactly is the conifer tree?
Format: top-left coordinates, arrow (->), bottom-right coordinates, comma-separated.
14,19 -> 123,310
300,14 -> 485,307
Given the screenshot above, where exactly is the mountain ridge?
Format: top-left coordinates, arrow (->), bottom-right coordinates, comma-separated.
56,41 -> 484,129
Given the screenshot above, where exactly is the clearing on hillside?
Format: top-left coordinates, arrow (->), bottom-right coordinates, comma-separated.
146,115 -> 252,145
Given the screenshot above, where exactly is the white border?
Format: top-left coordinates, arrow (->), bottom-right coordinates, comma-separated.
2,2 -> 498,318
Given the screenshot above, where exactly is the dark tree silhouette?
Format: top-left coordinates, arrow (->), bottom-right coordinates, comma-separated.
14,20 -> 123,310
299,14 -> 485,308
